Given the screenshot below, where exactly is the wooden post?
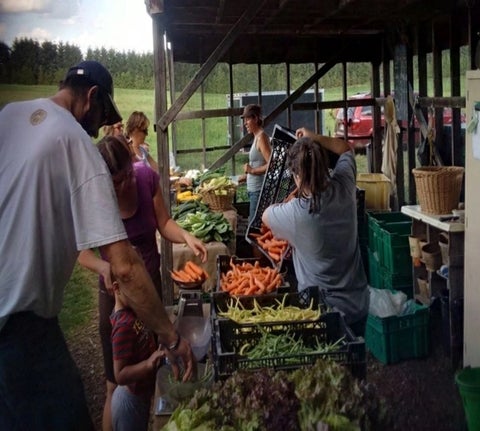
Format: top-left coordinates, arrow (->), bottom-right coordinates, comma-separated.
147,1 -> 174,305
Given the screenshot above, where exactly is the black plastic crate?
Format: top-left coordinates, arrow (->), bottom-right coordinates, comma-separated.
210,288 -> 324,318
245,128 -> 296,268
212,310 -> 366,380
246,136 -> 295,232
215,254 -> 291,292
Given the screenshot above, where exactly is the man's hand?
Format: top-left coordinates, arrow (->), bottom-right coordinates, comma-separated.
164,337 -> 196,382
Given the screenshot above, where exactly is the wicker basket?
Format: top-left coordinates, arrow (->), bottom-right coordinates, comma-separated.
412,166 -> 464,215
201,187 -> 236,211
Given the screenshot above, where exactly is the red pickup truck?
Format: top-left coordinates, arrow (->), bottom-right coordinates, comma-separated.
333,93 -> 465,149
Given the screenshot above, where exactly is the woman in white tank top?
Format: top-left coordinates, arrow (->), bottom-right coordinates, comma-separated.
238,104 -> 272,222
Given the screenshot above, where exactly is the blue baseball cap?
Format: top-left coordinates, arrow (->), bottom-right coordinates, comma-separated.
65,60 -> 122,126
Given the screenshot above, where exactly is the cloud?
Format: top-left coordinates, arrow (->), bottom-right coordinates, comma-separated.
15,26 -> 52,43
0,0 -> 78,19
0,0 -> 52,14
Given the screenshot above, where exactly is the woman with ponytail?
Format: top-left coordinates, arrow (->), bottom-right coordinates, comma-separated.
262,128 -> 369,337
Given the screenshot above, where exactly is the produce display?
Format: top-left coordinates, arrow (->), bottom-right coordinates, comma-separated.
175,189 -> 201,203
212,302 -> 366,380
162,359 -> 390,431
174,168 -> 234,205
248,223 -> 289,263
173,201 -> 234,244
219,259 -> 283,295
196,174 -> 236,196
196,174 -> 237,211
170,260 -> 209,286
172,200 -> 209,221
238,329 -> 346,359
191,168 -> 226,188
217,295 -> 320,323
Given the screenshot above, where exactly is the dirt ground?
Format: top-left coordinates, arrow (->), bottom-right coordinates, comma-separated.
68,296 -> 467,431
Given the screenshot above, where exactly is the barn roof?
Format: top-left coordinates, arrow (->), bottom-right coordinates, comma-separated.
162,0 -> 474,64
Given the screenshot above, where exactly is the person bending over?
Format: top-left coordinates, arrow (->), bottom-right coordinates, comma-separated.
262,128 -> 369,337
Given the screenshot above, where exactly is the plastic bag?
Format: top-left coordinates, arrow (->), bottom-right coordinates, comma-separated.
369,287 -> 408,318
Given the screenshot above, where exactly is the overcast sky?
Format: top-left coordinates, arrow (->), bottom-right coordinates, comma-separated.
0,0 -> 154,54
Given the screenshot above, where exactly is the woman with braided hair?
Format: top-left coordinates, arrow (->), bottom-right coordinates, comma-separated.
262,128 -> 369,336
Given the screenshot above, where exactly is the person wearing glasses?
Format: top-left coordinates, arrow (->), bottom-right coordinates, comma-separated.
78,135 -> 207,431
125,111 -> 158,172
0,61 -> 197,430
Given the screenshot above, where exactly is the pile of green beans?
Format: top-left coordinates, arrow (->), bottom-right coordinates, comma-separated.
239,330 -> 346,360
218,295 -> 321,324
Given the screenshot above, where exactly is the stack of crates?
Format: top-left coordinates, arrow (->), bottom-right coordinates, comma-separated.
366,211 -> 413,298
211,256 -> 366,380
365,212 -> 430,364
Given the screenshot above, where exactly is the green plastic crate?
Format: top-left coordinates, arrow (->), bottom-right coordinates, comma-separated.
379,221 -> 412,275
381,271 -> 413,298
367,212 -> 410,253
367,248 -> 383,289
366,302 -> 430,364
367,248 -> 413,296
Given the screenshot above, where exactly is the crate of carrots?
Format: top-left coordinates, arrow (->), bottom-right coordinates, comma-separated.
216,255 -> 288,297
246,223 -> 290,270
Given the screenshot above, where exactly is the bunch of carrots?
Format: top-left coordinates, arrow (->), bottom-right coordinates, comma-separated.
220,258 -> 282,296
170,260 -> 209,285
249,224 -> 289,263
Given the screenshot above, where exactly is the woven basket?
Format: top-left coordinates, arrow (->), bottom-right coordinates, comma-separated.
201,187 -> 236,211
412,166 -> 464,215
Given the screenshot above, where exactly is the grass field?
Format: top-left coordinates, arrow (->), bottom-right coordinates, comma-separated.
59,263 -> 98,338
0,82 -> 372,173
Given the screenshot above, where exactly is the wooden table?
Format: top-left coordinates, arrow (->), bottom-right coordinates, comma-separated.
159,209 -> 237,293
401,205 -> 465,369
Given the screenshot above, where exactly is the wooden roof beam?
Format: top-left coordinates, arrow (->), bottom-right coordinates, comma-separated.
157,0 -> 269,131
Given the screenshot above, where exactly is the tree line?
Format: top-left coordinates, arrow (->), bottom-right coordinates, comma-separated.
0,38 -> 155,89
0,37 -> 374,92
0,38 -> 470,93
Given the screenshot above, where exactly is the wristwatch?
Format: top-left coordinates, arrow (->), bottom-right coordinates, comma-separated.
165,331 -> 181,352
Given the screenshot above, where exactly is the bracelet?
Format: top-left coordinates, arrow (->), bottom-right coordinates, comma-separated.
165,331 -> 181,352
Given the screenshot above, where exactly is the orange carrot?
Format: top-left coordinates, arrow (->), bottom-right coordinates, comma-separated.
183,264 -> 200,281
268,251 -> 281,261
254,277 -> 267,293
266,274 -> 282,292
267,246 -> 283,255
186,261 -> 204,277
245,284 -> 258,295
